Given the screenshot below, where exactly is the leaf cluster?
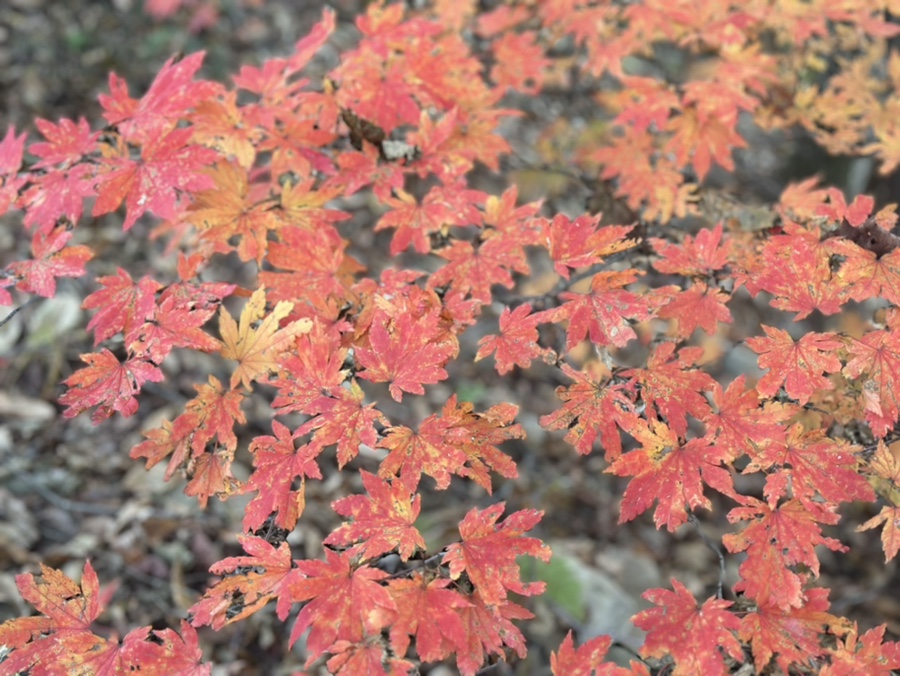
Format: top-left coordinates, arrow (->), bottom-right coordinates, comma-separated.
4,1 -> 900,674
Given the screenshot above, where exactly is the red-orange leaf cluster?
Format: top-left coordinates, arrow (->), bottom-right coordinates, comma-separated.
5,0 -> 900,673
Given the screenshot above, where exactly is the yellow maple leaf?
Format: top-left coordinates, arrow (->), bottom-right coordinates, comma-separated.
219,287 -> 312,390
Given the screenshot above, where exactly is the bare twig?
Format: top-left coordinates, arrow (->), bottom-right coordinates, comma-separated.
688,512 -> 727,599
0,297 -> 38,330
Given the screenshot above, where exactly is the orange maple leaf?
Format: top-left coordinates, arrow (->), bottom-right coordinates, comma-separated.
858,505 -> 900,563
218,287 -> 312,390
187,160 -> 281,265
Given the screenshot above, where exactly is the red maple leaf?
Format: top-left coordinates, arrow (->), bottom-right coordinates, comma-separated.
830,236 -> 900,305
29,117 -> 98,168
378,395 -> 523,492
378,418 -> 467,492
355,308 -> 457,401
118,622 -> 209,676
556,269 -> 652,350
651,222 -> 732,275
476,303 -> 554,375
16,561 -> 105,630
93,127 -> 217,231
243,420 -> 323,532
297,380 -> 385,468
0,129 -> 27,221
633,578 -> 743,674
778,176 -> 829,221
130,376 -> 245,490
824,623 -> 900,674
6,225 -> 93,298
257,109 -> 340,181
489,31 -> 548,94
190,535 -> 299,630
99,51 -> 220,142
326,144 -> 406,199
443,397 -> 523,491
82,268 -> 161,346
746,326 -> 844,405
260,224 -> 360,314
376,187 -> 456,254
386,572 -> 471,663
622,343 -> 715,437
739,589 -> 846,674
232,54 -> 304,108
131,284 -> 228,363
724,498 -> 847,610
0,561 -> 209,676
324,471 -> 426,561
657,281 -> 733,339
184,449 -> 241,508
817,188 -> 874,227
443,503 -> 550,606
743,424 -> 874,506
539,361 -> 639,460
665,81 -> 751,180
171,377 -> 248,508
0,125 -> 27,175
428,236 -> 528,304
702,375 -> 790,462
481,185 -> 542,245
20,164 -> 97,234
607,419 -> 736,531
231,8 -> 333,103
751,230 -> 846,319
288,550 -> 397,663
407,107 -> 472,180
604,71 -> 677,128
192,373 -> 246,440
20,117 -> 98,231
551,631 -> 637,676
325,637 -> 415,676
454,592 -> 532,675
843,324 -> 900,437
270,321 -> 349,413
129,418 -> 192,479
272,322 -> 376,467
544,214 -> 635,279
60,350 -> 163,423
333,59 -> 419,140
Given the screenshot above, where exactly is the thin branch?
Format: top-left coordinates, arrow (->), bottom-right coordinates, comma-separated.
0,297 -> 38,330
610,639 -> 646,663
688,512 -> 727,599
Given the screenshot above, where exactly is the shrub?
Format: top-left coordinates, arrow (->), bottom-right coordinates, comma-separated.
2,1 -> 900,674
